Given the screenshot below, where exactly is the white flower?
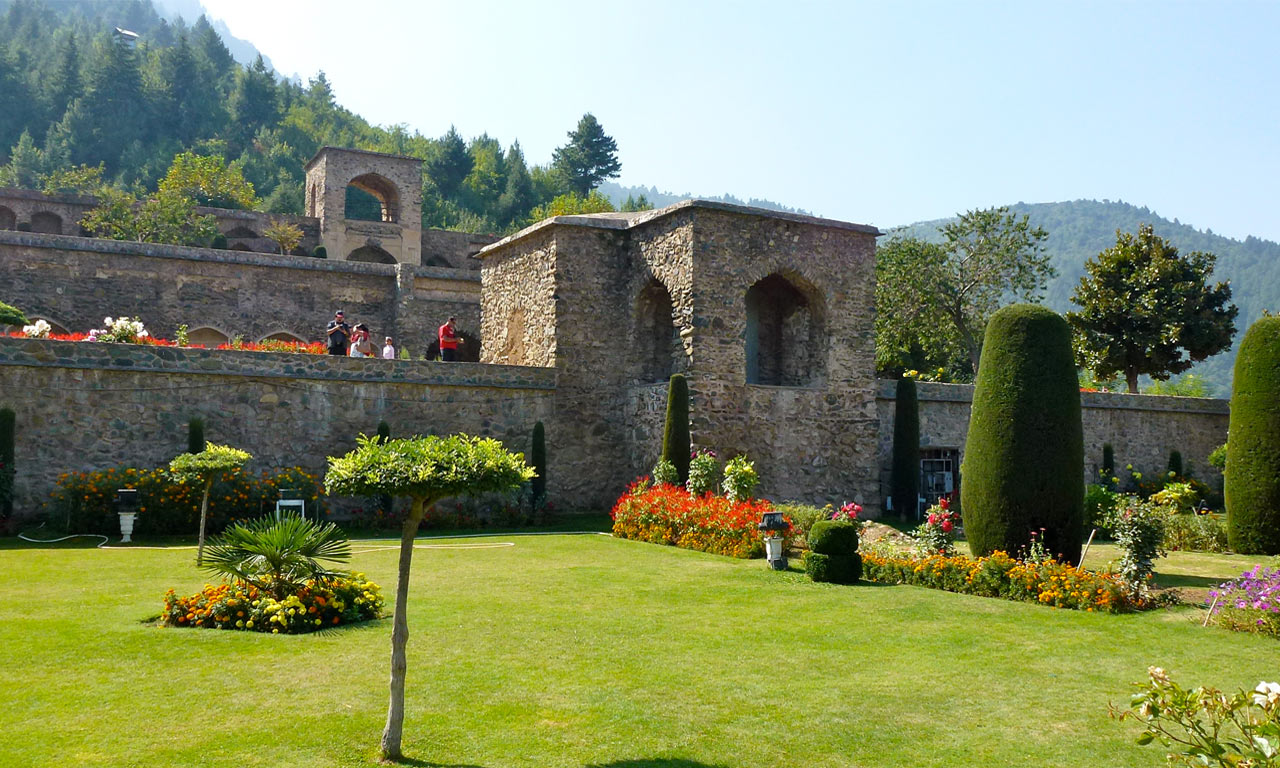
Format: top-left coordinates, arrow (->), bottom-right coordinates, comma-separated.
1253,681 -> 1280,707
104,317 -> 113,326
138,330 -> 149,338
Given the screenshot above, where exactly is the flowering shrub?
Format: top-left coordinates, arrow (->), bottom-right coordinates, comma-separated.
46,465 -> 325,536
89,316 -> 149,343
912,497 -> 959,555
1111,666 -> 1280,767
651,459 -> 679,486
162,572 -> 383,633
686,449 -> 719,495
1151,481 -> 1201,514
611,480 -> 788,559
831,501 -> 862,523
721,455 -> 759,502
861,548 -> 1145,613
218,338 -> 326,355
1112,499 -> 1168,598
21,319 -> 51,338
1206,566 -> 1280,639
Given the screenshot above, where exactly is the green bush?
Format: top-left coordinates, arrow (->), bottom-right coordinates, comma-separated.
772,502 -> 831,547
1167,450 -> 1183,478
807,520 -> 859,555
531,421 -> 547,507
210,232 -> 228,249
961,304 -> 1084,564
187,417 -> 205,455
651,459 -> 678,486
0,300 -> 28,327
661,374 -> 691,484
891,377 -> 920,518
686,449 -> 719,495
803,551 -> 862,584
1226,316 -> 1280,554
1163,512 -> 1229,553
721,454 -> 758,502
1084,483 -> 1120,536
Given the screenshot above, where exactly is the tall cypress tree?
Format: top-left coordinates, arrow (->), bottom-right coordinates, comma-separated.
890,377 -> 920,519
661,374 -> 691,484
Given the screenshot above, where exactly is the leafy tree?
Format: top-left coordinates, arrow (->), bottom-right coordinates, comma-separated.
168,443 -> 252,565
1143,373 -> 1212,398
552,113 -> 621,197
424,126 -> 473,199
875,236 -> 966,379
200,516 -> 351,600
81,186 -> 219,246
263,219 -> 303,255
877,207 -> 1052,376
527,190 -> 615,222
1068,224 -> 1238,394
158,151 -> 257,209
40,163 -> 102,195
227,55 -> 279,150
0,130 -> 43,188
325,434 -> 534,762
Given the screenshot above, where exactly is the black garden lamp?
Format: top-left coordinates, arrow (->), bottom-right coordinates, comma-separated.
758,511 -> 788,570
116,488 -> 139,543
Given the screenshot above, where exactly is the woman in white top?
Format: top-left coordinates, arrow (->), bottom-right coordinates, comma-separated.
382,336 -> 396,359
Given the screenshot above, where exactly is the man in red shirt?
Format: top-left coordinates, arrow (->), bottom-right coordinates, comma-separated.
438,316 -> 459,361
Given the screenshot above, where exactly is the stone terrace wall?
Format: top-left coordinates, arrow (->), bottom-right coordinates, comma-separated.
875,379 -> 1230,504
0,231 -> 481,359
0,338 -> 555,515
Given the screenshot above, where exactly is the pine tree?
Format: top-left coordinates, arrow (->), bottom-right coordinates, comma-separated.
425,126 -> 473,199
227,56 -> 279,151
551,113 -> 621,197
497,141 -> 533,226
1,130 -> 43,188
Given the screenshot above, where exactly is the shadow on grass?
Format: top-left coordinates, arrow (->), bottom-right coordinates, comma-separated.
1156,573 -> 1229,589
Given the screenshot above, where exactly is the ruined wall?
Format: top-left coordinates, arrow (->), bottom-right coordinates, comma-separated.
480,229 -> 558,367
875,379 -> 1230,505
0,338 -> 555,515
686,206 -> 880,510
0,231 -> 479,359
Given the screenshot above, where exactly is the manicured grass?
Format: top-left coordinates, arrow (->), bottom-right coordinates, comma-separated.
0,533 -> 1273,767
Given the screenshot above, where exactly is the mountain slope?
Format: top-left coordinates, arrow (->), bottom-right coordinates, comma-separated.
891,200 -> 1280,395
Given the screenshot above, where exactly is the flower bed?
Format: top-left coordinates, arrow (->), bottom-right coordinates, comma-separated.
47,466 -> 324,536
162,573 -> 383,633
861,549 -> 1146,613
1207,566 -> 1280,638
611,480 -> 786,559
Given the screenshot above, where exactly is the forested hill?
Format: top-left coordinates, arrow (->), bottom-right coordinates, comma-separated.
598,181 -> 809,216
892,200 -> 1280,394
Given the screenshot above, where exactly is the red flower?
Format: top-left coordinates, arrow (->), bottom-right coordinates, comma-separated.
941,520 -> 953,533
939,497 -> 950,510
928,514 -> 938,525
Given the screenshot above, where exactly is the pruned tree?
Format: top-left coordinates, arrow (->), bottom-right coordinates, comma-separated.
169,443 -> 252,565
876,207 -> 1053,377
325,434 -> 534,761
1068,224 -> 1237,394
263,220 -> 303,255
551,113 -> 621,197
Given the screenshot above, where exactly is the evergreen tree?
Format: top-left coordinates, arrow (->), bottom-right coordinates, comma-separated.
424,126 -> 472,199
79,32 -> 147,171
0,43 -> 31,156
1,130 -> 42,188
193,15 -> 234,82
551,113 -> 621,197
227,55 -> 279,151
44,32 -> 81,124
497,141 -> 533,227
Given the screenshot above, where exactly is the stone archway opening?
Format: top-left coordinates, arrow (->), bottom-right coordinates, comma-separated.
344,173 -> 400,223
0,206 -> 15,230
348,244 -> 396,264
261,331 -> 305,344
425,329 -> 480,362
744,272 -> 826,386
30,211 -> 62,235
188,327 -> 230,348
635,278 -> 681,383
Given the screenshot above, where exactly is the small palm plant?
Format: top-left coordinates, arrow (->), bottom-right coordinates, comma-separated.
200,516 -> 352,601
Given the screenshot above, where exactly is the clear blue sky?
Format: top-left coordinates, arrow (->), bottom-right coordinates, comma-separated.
199,0 -> 1280,240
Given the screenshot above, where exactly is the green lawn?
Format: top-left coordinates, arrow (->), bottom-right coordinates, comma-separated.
0,533 -> 1272,768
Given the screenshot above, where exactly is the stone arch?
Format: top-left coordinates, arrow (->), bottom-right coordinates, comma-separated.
0,206 -> 15,230
423,256 -> 452,268
344,172 -> 400,223
230,243 -> 253,252
13,316 -> 72,336
634,278 -> 682,383
260,330 -> 306,344
425,329 -> 480,362
348,244 -> 396,264
30,211 -> 62,235
187,326 -> 230,348
744,271 -> 827,386
224,225 -> 259,239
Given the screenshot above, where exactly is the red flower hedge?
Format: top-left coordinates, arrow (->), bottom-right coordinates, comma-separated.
610,480 -> 790,559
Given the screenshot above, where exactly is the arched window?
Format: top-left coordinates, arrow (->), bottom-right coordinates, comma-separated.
260,331 -> 306,344
348,244 -> 396,264
224,225 -> 259,239
0,206 -> 15,230
344,173 -> 400,223
30,211 -> 62,235
744,272 -> 826,386
187,327 -> 230,348
635,278 -> 681,383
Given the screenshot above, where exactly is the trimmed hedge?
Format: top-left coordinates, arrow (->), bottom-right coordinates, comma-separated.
662,374 -> 691,484
1226,316 -> 1280,554
891,377 -> 920,519
531,421 -> 547,506
961,304 -> 1084,564
807,520 -> 860,555
803,551 -> 862,584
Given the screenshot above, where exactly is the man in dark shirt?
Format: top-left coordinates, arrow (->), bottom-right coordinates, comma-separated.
326,310 -> 351,356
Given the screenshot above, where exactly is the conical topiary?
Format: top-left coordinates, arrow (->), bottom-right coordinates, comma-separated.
1101,443 -> 1115,479
891,377 -> 920,519
531,421 -> 547,507
1226,316 -> 1280,554
961,304 -> 1084,564
1167,450 -> 1183,478
187,417 -> 205,455
661,374 -> 691,484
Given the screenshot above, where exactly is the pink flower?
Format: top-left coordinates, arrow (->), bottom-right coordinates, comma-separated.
928,514 -> 938,525
939,497 -> 950,511
941,520 -> 953,533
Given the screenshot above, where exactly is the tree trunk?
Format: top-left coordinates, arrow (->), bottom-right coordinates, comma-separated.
196,479 -> 211,565
1126,369 -> 1139,394
381,496 -> 427,761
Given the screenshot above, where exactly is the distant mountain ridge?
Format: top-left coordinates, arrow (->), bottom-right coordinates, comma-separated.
891,200 -> 1280,395
598,181 -> 811,216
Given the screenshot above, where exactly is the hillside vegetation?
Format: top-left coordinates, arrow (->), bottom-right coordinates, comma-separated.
893,200 -> 1280,395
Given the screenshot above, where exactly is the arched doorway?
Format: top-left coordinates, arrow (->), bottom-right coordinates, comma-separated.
635,278 -> 681,383
260,331 -> 306,344
0,206 -> 15,230
425,329 -> 480,362
30,211 -> 62,235
344,173 -> 400,223
348,244 -> 396,264
744,272 -> 826,386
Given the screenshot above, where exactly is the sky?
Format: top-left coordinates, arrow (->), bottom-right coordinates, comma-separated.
195,0 -> 1280,241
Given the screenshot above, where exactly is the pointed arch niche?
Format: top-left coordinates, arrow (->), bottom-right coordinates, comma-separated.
744,271 -> 826,387
634,278 -> 683,383
344,173 -> 400,223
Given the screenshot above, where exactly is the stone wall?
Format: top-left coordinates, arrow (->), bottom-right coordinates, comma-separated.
0,231 -> 480,359
875,379 -> 1230,508
0,337 -> 555,515
305,147 -> 423,264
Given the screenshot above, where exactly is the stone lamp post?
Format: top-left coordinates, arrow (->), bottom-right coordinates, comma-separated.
116,488 -> 139,543
758,511 -> 788,570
